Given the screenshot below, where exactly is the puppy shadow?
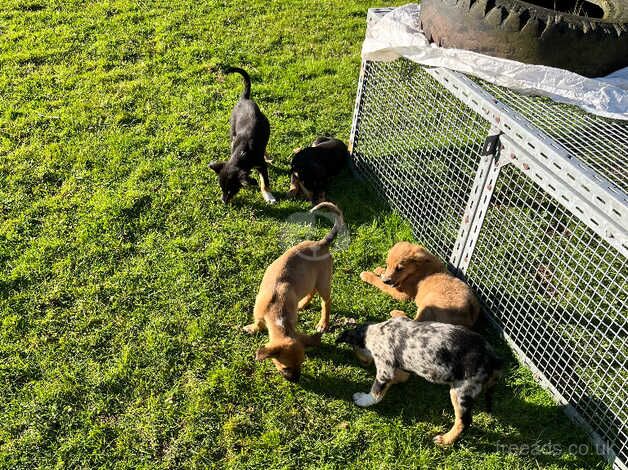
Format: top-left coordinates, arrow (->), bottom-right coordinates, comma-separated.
302,356 -> 446,419
306,341 -> 366,370
327,171 -> 392,227
247,169 -> 392,229
248,197 -> 310,219
303,342 -> 468,420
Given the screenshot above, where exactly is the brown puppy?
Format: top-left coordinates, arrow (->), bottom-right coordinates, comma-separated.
244,202 -> 345,382
360,242 -> 480,327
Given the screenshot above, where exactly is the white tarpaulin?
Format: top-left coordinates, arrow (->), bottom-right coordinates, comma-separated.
362,4 -> 628,120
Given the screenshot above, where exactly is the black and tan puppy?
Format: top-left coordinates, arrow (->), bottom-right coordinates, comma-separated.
360,242 -> 480,327
244,202 -> 345,382
210,67 -> 276,204
288,136 -> 348,204
337,316 -> 502,445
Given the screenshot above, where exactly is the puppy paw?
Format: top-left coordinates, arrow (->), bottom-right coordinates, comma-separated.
353,392 -> 377,407
390,309 -> 408,318
262,191 -> 277,204
315,320 -> 329,333
433,434 -> 455,447
373,266 -> 385,276
243,324 -> 259,335
360,271 -> 376,284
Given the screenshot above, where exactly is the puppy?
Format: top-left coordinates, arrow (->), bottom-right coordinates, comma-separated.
210,67 -> 275,204
289,136 -> 348,204
244,202 -> 345,382
360,242 -> 479,327
336,316 -> 502,445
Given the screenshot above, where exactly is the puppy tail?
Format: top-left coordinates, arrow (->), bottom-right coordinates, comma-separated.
310,202 -> 345,246
225,67 -> 251,99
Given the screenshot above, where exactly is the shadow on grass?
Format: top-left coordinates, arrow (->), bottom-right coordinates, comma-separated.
248,169 -> 394,229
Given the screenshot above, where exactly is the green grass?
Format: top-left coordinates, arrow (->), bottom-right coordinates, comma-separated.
0,1 -> 611,468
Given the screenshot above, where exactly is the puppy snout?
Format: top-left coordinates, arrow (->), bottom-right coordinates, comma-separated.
381,276 -> 393,285
283,371 -> 300,383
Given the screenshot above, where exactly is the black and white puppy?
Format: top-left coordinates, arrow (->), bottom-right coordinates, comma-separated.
289,136 -> 348,204
210,67 -> 275,204
336,316 -> 502,446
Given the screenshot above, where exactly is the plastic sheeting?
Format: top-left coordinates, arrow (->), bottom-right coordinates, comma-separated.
362,4 -> 628,120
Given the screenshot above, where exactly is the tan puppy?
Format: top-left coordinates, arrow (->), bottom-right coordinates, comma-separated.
360,242 -> 479,327
244,202 -> 345,382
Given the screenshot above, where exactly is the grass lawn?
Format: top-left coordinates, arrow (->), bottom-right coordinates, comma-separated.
0,0 -> 611,468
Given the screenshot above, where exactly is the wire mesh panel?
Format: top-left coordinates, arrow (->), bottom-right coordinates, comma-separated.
464,164 -> 627,463
478,81 -> 628,195
351,59 -> 491,262
350,56 -> 627,468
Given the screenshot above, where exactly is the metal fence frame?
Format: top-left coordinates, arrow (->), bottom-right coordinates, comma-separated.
349,15 -> 627,468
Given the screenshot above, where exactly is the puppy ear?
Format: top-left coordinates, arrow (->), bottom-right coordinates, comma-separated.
335,329 -> 355,345
336,325 -> 367,346
255,345 -> 280,361
209,161 -> 225,174
415,246 -> 442,264
409,245 -> 431,262
409,246 -> 444,276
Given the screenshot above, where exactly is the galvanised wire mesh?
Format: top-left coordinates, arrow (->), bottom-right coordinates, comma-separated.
351,59 -> 490,262
465,164 -> 627,463
477,80 -> 628,194
350,57 -> 627,467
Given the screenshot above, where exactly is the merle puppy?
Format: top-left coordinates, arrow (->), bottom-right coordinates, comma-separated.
336,316 -> 502,446
210,67 -> 275,204
289,136 -> 348,204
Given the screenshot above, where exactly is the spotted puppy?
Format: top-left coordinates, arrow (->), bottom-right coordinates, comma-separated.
336,316 -> 502,445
